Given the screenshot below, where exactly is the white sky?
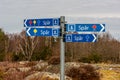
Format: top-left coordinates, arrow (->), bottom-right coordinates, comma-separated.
0,0 -> 120,40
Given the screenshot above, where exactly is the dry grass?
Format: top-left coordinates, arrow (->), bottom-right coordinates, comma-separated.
99,70 -> 120,80
96,63 -> 120,80
0,62 -> 120,80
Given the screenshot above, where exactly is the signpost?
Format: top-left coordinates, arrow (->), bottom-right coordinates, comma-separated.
64,34 -> 97,42
26,28 -> 60,36
24,18 -> 60,27
24,16 -> 105,80
66,24 -> 105,32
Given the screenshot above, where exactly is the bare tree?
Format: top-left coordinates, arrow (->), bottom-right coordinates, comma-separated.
18,30 -> 39,61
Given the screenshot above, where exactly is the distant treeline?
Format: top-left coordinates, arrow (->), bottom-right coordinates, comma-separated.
0,28 -> 120,63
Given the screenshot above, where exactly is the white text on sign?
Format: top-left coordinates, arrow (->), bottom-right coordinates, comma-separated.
78,25 -> 89,31
40,30 -> 50,36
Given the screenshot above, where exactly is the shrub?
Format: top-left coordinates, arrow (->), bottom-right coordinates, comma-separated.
40,47 -> 52,60
48,56 -> 60,65
66,65 -> 100,80
78,57 -> 91,63
3,71 -> 26,80
66,67 -> 80,79
12,53 -> 25,61
79,53 -> 102,63
89,53 -> 102,63
80,65 -> 100,80
31,52 -> 41,61
0,53 -> 5,61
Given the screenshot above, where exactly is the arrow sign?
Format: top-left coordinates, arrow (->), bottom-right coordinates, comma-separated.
64,34 -> 97,42
66,24 -> 105,32
24,18 -> 60,27
26,28 -> 60,36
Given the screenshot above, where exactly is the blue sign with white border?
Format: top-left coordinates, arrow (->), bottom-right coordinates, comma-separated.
24,18 -> 60,27
66,24 -> 105,32
64,34 -> 97,42
26,28 -> 60,37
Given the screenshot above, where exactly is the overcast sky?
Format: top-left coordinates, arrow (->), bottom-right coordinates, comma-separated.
0,0 -> 120,40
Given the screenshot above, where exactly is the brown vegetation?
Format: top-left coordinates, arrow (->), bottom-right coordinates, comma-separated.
0,28 -> 120,79
66,65 -> 100,80
0,29 -> 120,63
48,56 -> 60,65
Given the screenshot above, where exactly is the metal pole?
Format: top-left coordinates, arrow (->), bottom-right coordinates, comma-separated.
60,16 -> 65,80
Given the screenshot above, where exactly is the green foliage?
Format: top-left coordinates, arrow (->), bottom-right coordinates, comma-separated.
89,53 -> 102,63
31,52 -> 41,61
0,53 -> 5,61
30,46 -> 52,61
0,28 -> 7,61
39,47 -> 52,60
65,51 -> 72,62
79,53 -> 102,63
12,53 -> 25,61
12,46 -> 52,61
0,29 -> 5,51
78,57 -> 91,63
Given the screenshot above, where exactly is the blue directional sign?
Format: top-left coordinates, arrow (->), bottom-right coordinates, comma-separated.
24,18 -> 60,27
64,34 -> 97,42
66,24 -> 105,32
26,28 -> 60,36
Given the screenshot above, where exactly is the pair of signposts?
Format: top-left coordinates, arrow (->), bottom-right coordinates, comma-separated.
24,16 -> 105,80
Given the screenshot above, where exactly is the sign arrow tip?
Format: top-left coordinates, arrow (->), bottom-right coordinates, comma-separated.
24,19 -> 28,27
100,24 -> 105,32
27,28 -> 31,36
92,34 -> 97,42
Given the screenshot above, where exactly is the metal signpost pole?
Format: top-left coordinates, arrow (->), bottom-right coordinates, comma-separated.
60,16 -> 65,80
